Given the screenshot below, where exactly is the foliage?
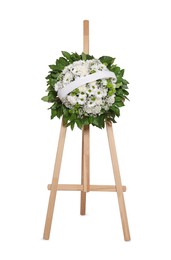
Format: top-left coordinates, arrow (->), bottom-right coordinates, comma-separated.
42,52 -> 129,130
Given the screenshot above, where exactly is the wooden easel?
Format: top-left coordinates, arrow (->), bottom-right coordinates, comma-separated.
43,20 -> 130,241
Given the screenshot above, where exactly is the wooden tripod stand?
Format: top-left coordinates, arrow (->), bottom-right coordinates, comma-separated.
43,20 -> 130,241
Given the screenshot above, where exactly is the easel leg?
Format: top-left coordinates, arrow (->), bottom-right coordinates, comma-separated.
80,125 -> 90,215
43,119 -> 67,240
106,122 -> 130,241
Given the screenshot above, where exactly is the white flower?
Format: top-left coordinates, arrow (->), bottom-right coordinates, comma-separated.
63,72 -> 74,83
77,93 -> 87,105
88,82 -> 98,95
84,106 -> 92,114
106,95 -> 115,106
94,89 -> 103,99
103,105 -> 109,111
55,82 -> 62,91
102,79 -> 107,85
111,80 -> 116,87
87,99 -> 96,108
71,61 -> 89,76
67,95 -> 77,105
101,88 -> 108,97
88,81 -> 97,88
94,98 -> 103,105
78,84 -> 87,93
91,105 -> 101,114
56,58 -> 119,117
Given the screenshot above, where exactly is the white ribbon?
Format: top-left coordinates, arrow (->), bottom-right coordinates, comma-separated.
58,71 -> 116,99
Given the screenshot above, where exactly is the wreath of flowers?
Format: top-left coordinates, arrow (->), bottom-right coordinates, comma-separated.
42,51 -> 129,129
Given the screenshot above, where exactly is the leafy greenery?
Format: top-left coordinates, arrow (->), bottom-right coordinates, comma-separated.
42,51 -> 129,130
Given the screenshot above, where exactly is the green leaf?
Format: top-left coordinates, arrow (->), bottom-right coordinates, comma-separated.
82,117 -> 89,125
110,105 -> 120,117
122,85 -> 129,89
46,85 -> 54,91
82,52 -> 87,60
70,121 -> 75,130
116,89 -> 124,95
45,74 -> 51,79
62,51 -> 72,61
71,52 -> 81,61
55,62 -> 65,71
50,103 -> 60,110
115,101 -> 124,107
49,78 -> 57,86
86,54 -> 94,60
115,96 -> 123,102
76,119 -> 83,129
120,69 -> 125,77
122,79 -> 129,84
99,56 -> 115,66
51,73 -> 59,79
98,115 -> 105,128
41,96 -> 49,102
58,57 -> 69,66
122,89 -> 129,95
89,116 -> 94,124
49,65 -> 58,70
51,109 -> 58,119
113,66 -> 121,75
92,117 -> 99,127
124,96 -> 130,101
116,82 -> 123,88
47,94 -> 56,102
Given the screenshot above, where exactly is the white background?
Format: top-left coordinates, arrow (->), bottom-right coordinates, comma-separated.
0,0 -> 171,259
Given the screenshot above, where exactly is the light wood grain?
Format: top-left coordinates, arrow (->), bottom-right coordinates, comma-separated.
83,20 -> 89,54
43,119 -> 67,240
80,20 -> 90,215
106,121 -> 130,241
82,125 -> 90,192
48,184 -> 126,192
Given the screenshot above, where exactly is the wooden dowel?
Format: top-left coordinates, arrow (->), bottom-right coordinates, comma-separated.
82,125 -> 90,192
80,20 -> 90,215
48,184 -> 126,192
90,185 -> 126,192
106,121 -> 130,241
43,119 -> 67,240
83,20 -> 89,54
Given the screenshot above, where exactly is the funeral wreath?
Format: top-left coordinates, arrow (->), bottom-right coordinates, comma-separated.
42,51 -> 129,129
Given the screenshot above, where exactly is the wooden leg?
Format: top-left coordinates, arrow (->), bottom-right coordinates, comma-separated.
80,125 -> 90,215
106,122 -> 130,241
43,119 -> 67,240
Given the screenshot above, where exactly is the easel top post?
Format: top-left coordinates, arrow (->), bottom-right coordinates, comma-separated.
83,20 -> 89,54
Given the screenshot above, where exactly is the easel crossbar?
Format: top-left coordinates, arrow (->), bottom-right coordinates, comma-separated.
47,184 -> 126,192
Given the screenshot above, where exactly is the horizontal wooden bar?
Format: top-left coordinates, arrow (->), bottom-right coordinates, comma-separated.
90,185 -> 126,192
47,184 -> 126,192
